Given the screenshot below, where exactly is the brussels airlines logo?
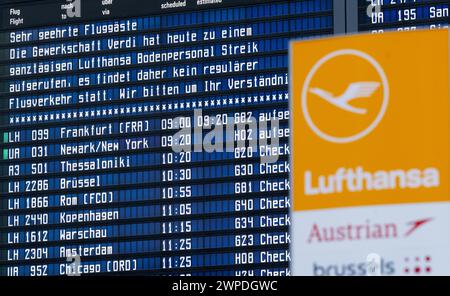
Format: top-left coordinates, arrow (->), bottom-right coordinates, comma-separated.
313,255 -> 433,276
302,49 -> 389,144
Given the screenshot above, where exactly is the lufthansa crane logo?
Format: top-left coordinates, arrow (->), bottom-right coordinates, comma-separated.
301,49 -> 389,144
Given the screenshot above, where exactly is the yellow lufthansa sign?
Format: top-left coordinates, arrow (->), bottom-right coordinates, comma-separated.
290,30 -> 450,211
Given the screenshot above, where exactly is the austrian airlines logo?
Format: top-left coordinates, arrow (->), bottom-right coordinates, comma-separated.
309,82 -> 381,115
405,218 -> 433,237
307,218 -> 433,243
301,49 -> 389,144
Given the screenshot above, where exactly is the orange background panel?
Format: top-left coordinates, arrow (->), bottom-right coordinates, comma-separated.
290,30 -> 450,211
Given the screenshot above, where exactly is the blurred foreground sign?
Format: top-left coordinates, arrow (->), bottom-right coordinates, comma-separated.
290,30 -> 450,276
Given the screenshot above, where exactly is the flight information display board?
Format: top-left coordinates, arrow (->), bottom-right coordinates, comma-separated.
0,0 -> 334,275
358,0 -> 449,32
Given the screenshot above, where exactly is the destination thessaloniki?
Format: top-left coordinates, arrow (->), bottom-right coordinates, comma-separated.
59,157 -> 130,173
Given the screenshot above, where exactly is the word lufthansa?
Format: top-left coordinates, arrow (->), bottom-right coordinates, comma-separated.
305,166 -> 440,195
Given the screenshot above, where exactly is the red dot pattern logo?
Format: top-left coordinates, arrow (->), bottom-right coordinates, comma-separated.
403,256 -> 432,275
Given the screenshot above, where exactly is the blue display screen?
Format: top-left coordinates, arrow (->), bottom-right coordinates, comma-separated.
0,0 -> 333,276
358,0 -> 449,32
